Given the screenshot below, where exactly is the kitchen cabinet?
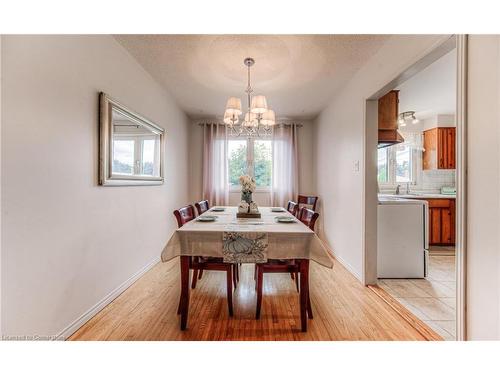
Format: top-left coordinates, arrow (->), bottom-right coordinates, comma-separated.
378,90 -> 404,147
423,127 -> 456,170
426,198 -> 456,246
378,90 -> 399,129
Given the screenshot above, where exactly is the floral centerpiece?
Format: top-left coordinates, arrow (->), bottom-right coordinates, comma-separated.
239,175 -> 256,204
238,175 -> 259,214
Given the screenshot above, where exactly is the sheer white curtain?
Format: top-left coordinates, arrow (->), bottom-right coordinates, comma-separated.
271,123 -> 299,207
202,122 -> 229,206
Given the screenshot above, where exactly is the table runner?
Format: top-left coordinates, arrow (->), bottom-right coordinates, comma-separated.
222,231 -> 268,263
161,207 -> 334,268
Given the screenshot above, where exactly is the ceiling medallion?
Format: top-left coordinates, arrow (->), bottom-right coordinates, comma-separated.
223,57 -> 276,137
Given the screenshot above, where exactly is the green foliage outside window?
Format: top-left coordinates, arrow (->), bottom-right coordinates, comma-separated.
228,140 -> 272,188
253,141 -> 272,187
378,165 -> 387,183
228,142 -> 247,186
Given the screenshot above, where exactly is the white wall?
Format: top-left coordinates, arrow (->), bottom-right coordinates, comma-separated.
1,35 -> 190,338
188,120 -> 316,206
314,35 -> 449,280
466,35 -> 500,340
0,36 -> 3,338
315,34 -> 500,339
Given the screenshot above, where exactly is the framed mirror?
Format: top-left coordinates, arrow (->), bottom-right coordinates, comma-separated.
99,92 -> 165,186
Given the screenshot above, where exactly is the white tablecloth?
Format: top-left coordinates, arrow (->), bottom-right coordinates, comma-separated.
161,207 -> 334,268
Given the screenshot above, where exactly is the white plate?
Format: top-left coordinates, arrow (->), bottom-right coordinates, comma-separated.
211,207 -> 225,212
197,216 -> 217,222
276,216 -> 295,223
271,207 -> 285,212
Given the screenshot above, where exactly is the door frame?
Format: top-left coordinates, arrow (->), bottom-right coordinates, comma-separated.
362,35 -> 468,340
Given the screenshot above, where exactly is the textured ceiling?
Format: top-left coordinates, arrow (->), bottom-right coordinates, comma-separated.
397,49 -> 456,120
115,35 -> 390,120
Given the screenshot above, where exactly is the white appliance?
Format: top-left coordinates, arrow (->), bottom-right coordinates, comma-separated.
377,196 -> 429,278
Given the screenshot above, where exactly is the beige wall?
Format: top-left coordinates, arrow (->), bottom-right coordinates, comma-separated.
1,35 -> 190,338
188,120 -> 317,206
314,35 -> 449,279
466,35 -> 500,340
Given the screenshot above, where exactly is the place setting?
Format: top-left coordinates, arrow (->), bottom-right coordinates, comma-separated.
275,216 -> 296,223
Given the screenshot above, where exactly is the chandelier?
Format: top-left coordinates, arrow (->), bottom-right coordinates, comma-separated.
223,57 -> 276,137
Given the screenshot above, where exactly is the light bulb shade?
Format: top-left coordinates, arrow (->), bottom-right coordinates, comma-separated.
225,97 -> 242,116
224,109 -> 238,125
260,109 -> 276,126
243,112 -> 258,127
412,117 -> 419,124
250,95 -> 268,114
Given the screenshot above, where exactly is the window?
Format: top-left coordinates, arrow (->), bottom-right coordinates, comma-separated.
378,143 -> 415,185
141,139 -> 156,176
395,143 -> 412,183
377,148 -> 388,183
113,140 -> 135,175
228,140 -> 247,186
253,140 -> 272,188
228,138 -> 272,190
113,136 -> 160,176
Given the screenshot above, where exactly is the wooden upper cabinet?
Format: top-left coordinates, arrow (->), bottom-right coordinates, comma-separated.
445,127 -> 456,169
423,127 -> 456,170
423,128 -> 438,169
378,90 -> 399,130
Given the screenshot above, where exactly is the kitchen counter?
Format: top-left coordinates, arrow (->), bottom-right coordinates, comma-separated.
378,193 -> 456,200
378,196 -> 427,204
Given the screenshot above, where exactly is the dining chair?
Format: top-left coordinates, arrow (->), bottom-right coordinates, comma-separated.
194,199 -> 208,283
255,208 -> 319,320
173,205 -> 235,316
297,207 -> 320,230
194,200 -> 210,216
297,195 -> 319,212
286,200 -> 299,216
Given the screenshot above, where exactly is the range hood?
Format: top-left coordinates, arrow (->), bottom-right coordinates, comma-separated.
378,129 -> 404,149
377,90 -> 404,148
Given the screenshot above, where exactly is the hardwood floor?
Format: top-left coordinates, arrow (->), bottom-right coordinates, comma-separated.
70,258 -> 428,341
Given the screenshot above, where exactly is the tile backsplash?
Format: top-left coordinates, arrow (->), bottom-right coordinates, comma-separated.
421,169 -> 456,193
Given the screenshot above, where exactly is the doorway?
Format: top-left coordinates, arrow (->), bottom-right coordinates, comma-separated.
363,35 -> 467,341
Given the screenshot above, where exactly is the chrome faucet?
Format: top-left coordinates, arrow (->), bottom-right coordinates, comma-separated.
406,182 -> 411,194
395,185 -> 401,195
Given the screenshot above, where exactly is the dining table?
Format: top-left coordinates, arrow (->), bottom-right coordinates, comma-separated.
161,206 -> 333,332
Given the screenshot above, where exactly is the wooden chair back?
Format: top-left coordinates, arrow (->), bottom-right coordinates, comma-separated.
298,207 -> 319,231
173,205 -> 196,228
286,201 -> 298,216
195,200 -> 210,216
297,195 -> 318,212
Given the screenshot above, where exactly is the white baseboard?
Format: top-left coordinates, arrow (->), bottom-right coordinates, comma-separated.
332,251 -> 362,282
56,257 -> 160,340
321,241 -> 363,282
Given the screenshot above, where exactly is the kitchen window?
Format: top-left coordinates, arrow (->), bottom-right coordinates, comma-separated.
378,142 -> 417,186
228,138 -> 272,190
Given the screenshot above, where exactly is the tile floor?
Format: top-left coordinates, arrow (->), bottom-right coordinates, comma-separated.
378,249 -> 456,340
